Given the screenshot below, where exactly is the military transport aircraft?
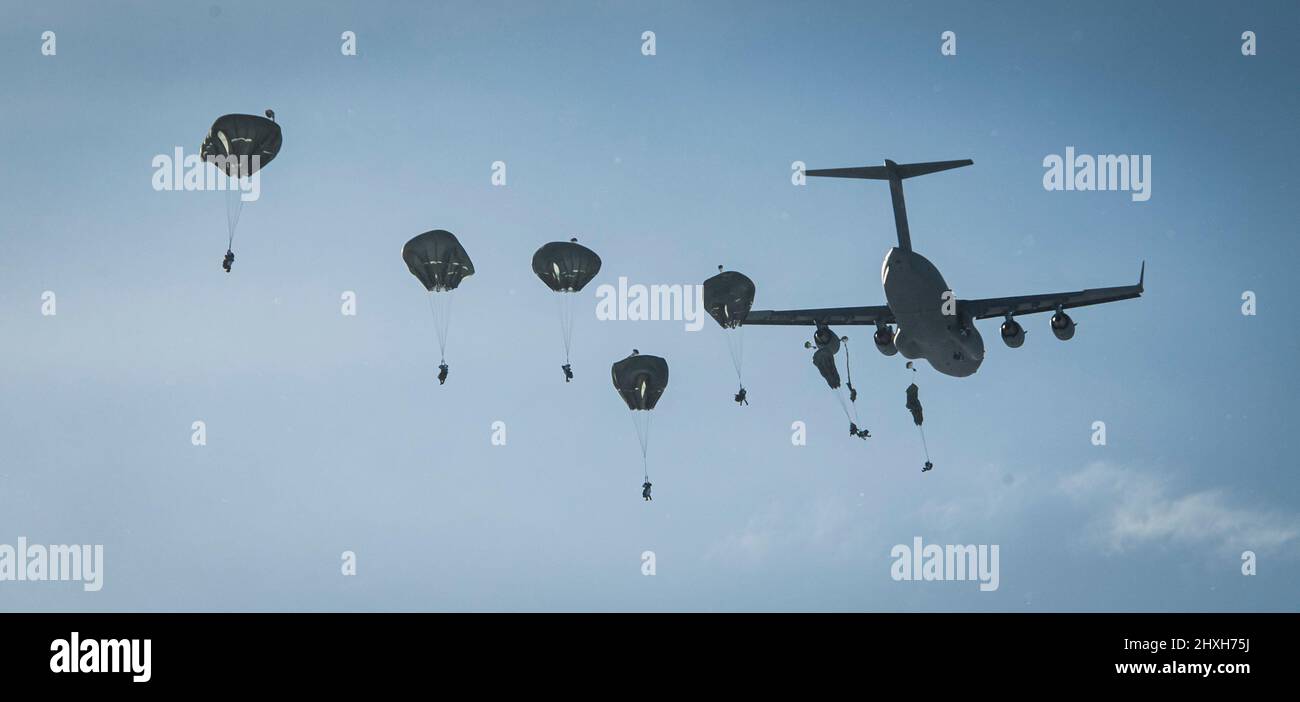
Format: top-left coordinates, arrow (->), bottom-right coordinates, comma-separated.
744,159 -> 1144,377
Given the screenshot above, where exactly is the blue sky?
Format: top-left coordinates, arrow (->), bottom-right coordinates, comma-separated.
0,0 -> 1296,611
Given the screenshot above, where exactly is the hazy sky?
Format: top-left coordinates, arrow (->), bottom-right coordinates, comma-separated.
1,0 -> 1296,611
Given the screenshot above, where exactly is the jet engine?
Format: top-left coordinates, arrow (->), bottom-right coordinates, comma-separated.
1050,310 -> 1075,340
1000,318 -> 1025,348
811,324 -> 841,355
874,324 -> 898,356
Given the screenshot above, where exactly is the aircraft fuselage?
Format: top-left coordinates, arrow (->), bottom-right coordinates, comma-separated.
882,247 -> 984,377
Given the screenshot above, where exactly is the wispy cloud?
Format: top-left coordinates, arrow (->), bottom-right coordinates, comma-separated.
708,461 -> 1299,569
1059,462 -> 1300,556
706,496 -> 864,565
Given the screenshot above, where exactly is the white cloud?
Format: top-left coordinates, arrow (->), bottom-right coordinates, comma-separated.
705,461 -> 1299,571
1059,462 -> 1300,556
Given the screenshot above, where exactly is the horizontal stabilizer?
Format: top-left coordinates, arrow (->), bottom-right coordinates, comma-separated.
806,159 -> 973,180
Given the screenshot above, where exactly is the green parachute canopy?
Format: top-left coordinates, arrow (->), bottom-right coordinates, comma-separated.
200,113 -> 283,177
532,239 -> 602,292
702,270 -> 755,328
611,351 -> 669,411
403,230 -> 475,292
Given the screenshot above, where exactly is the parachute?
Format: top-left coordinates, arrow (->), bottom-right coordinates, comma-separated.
403,230 -> 475,382
532,238 -> 602,380
702,266 -> 755,404
611,350 -> 669,486
806,325 -> 867,439
200,113 -> 283,176
812,347 -> 841,389
905,362 -> 932,470
200,111 -> 283,270
906,384 -> 924,426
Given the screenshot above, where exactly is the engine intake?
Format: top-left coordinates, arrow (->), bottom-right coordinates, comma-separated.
811,325 -> 841,355
1000,318 -> 1025,348
1050,311 -> 1075,340
874,325 -> 898,356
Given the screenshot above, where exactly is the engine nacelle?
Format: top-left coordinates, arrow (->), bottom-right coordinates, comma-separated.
874,325 -> 898,356
1000,318 -> 1025,348
812,325 -> 840,355
1050,311 -> 1075,340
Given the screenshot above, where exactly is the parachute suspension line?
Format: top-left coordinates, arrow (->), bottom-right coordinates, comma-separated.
834,385 -> 859,424
631,412 -> 652,481
832,352 -> 859,424
557,293 -> 576,364
722,327 -> 745,386
906,361 -> 930,463
843,338 -> 856,401
427,291 -> 455,363
224,184 -> 245,250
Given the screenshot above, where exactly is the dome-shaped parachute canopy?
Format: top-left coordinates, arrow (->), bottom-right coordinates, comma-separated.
532,239 -> 602,292
200,113 -> 283,177
702,269 -> 755,328
403,230 -> 475,292
611,351 -> 669,411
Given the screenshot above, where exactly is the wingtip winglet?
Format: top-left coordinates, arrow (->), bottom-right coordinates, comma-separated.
1139,261 -> 1145,291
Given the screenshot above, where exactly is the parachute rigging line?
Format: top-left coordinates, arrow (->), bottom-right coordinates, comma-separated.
842,337 -> 857,402
225,184 -> 245,250
557,294 -> 577,363
427,290 -> 455,363
722,325 -> 745,385
834,384 -> 859,424
906,362 -> 930,463
631,412 -> 652,481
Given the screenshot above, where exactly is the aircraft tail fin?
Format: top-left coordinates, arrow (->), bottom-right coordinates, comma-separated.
804,159 -> 974,251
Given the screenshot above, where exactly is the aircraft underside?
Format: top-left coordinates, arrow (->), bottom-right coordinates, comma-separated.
738,158 -> 1143,381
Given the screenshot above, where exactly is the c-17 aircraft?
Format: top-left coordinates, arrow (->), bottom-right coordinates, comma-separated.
744,159 -> 1144,377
